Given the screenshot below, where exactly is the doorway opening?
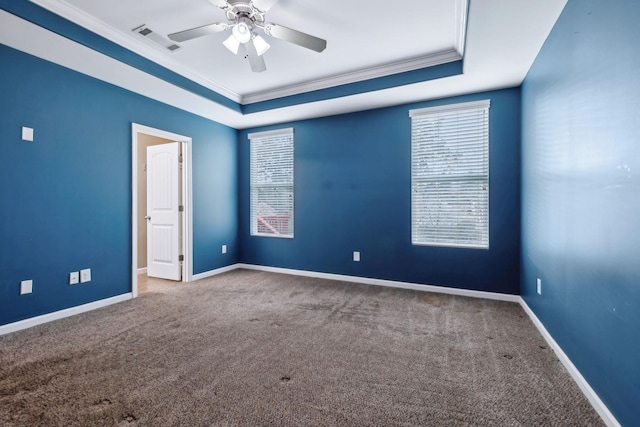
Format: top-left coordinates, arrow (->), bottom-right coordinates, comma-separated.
131,123 -> 193,298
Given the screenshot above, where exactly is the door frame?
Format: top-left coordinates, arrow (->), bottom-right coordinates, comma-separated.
131,123 -> 193,297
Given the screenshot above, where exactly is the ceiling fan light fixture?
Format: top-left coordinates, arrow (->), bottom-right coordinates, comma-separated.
173,0 -> 327,72
223,34 -> 241,54
252,34 -> 271,56
232,21 -> 251,43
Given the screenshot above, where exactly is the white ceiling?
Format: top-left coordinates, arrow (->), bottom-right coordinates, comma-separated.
31,0 -> 468,103
4,0 -> 568,128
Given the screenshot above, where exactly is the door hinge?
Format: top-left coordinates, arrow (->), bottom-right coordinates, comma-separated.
178,154 -> 183,163
179,205 -> 184,212
179,255 -> 184,262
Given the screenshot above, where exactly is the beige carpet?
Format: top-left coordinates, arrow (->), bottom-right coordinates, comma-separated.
0,270 -> 603,426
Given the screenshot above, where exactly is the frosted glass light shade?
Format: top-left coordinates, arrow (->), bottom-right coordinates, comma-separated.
232,22 -> 251,43
252,35 -> 271,56
223,34 -> 240,54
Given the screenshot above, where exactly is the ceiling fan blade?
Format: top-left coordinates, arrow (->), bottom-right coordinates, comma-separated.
168,22 -> 228,43
207,0 -> 229,8
264,23 -> 326,53
244,41 -> 266,73
252,0 -> 280,12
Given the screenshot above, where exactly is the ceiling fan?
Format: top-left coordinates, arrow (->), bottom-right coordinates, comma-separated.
167,0 -> 327,73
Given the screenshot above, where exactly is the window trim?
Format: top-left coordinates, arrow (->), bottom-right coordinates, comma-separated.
248,127 -> 294,239
409,100 -> 490,249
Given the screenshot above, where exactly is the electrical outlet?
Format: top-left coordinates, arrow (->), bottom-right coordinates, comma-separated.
80,268 -> 91,283
353,251 -> 360,262
20,280 -> 33,295
69,271 -> 79,285
537,278 -> 542,295
222,245 -> 227,254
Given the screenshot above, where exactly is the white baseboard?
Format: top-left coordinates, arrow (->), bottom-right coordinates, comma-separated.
0,263 -> 616,426
1,262 -> 241,335
191,264 -> 241,281
518,298 -> 620,427
137,267 -> 147,275
238,264 -> 617,425
237,263 -> 520,303
0,293 -> 132,336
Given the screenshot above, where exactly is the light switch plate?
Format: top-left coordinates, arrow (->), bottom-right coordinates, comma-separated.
222,245 -> 227,254
353,251 -> 360,262
20,280 -> 33,295
80,268 -> 91,283
70,271 -> 79,285
22,127 -> 34,142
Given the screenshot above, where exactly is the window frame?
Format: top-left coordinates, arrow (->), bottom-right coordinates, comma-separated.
409,100 -> 490,249
248,128 -> 295,239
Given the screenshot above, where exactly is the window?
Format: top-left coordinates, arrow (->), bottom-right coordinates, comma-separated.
410,100 -> 490,249
249,128 -> 294,238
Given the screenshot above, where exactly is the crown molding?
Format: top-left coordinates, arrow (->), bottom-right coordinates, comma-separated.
28,0 -> 242,103
242,0 -> 469,105
241,48 -> 462,105
455,0 -> 469,56
26,0 -> 469,109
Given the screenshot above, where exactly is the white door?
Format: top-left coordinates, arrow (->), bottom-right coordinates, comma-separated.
146,142 -> 182,281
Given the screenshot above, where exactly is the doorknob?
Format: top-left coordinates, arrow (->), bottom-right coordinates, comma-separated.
145,216 -> 151,221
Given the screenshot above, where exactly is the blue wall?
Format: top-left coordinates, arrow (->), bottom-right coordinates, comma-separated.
0,44 -> 238,326
521,0 -> 640,424
3,0 -> 635,421
239,88 -> 521,294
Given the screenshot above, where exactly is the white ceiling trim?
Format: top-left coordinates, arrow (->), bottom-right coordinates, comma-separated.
4,0 -> 568,131
455,0 -> 469,56
29,0 -> 243,103
241,48 -> 462,105
242,0 -> 469,105
28,0 -> 468,107
241,0 -> 469,105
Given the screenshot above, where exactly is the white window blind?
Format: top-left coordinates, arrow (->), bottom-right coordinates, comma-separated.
249,128 -> 294,238
409,100 -> 490,249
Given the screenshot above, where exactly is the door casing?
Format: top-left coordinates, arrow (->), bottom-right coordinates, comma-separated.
131,123 -> 193,297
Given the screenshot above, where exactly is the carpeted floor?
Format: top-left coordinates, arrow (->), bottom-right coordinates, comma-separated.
0,270 -> 604,426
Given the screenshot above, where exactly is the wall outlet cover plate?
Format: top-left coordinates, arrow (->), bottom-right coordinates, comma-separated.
22,126 -> 34,141
20,280 -> 33,294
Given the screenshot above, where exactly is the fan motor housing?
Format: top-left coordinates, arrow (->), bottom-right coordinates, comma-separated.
225,1 -> 265,24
